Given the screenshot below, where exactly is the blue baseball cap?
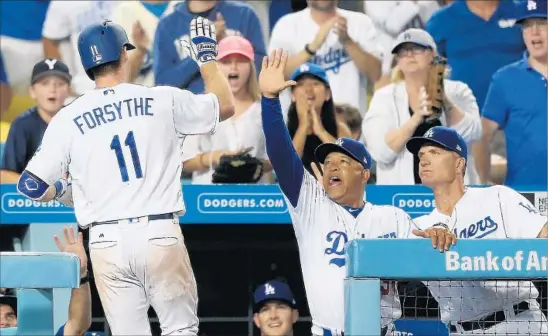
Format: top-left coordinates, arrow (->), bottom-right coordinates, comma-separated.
253,280 -> 296,312
290,62 -> 330,87
517,0 -> 547,23
391,28 -> 437,54
315,137 -> 372,170
406,126 -> 467,158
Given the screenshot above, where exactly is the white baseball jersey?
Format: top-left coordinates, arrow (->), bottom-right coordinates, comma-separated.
269,8 -> 383,117
414,186 -> 546,323
287,171 -> 418,333
42,1 -> 120,95
112,1 -> 180,87
182,101 -> 269,184
24,83 -> 219,226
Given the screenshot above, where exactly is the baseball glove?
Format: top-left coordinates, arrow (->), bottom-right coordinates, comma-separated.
424,55 -> 448,122
212,153 -> 264,184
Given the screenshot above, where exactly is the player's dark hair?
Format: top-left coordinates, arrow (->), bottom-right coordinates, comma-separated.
89,59 -> 122,79
287,97 -> 338,175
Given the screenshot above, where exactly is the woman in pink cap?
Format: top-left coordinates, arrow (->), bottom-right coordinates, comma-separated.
182,35 -> 272,184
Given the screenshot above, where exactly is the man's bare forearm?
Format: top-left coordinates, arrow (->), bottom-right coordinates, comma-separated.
0,170 -> 21,184
537,223 -> 548,238
344,40 -> 381,83
200,62 -> 235,121
128,49 -> 147,82
42,38 -> 62,60
63,282 -> 92,335
284,51 -> 313,78
473,141 -> 491,184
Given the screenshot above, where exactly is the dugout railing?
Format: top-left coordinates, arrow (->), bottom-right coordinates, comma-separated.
344,239 -> 548,336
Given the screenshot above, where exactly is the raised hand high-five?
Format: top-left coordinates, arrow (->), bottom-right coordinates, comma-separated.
259,49 -> 296,98
182,16 -> 218,68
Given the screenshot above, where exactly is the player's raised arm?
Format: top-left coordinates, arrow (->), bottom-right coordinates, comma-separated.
17,114 -> 72,206
182,17 -> 234,122
259,49 -> 307,207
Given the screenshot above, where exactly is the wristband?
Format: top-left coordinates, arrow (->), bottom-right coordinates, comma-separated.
432,222 -> 450,230
54,180 -> 67,198
305,44 -> 316,56
80,273 -> 90,286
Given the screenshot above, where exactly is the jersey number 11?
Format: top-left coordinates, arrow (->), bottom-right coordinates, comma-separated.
110,131 -> 143,182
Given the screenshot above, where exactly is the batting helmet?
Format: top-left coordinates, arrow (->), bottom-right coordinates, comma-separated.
78,20 -> 135,80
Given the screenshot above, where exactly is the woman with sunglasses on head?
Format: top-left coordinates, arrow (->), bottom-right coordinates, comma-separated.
362,28 -> 481,186
286,63 -> 351,176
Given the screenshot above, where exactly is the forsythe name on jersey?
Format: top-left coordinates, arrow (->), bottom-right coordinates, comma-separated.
446,250 -> 548,272
73,97 -> 154,134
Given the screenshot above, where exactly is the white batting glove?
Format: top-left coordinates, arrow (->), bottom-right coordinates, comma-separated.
181,16 -> 217,68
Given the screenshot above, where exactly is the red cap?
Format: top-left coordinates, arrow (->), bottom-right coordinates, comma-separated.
217,36 -> 255,61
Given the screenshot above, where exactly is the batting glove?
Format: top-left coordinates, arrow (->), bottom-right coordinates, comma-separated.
54,177 -> 74,208
182,16 -> 217,68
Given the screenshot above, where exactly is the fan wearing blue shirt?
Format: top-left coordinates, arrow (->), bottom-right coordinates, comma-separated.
426,0 -> 525,110
153,0 -> 266,94
480,0 -> 547,189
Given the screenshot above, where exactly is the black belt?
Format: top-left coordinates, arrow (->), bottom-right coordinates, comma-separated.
91,213 -> 175,226
450,301 -> 530,332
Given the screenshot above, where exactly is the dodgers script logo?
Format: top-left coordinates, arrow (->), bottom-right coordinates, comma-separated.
325,231 -> 348,267
453,216 -> 498,239
311,46 -> 351,74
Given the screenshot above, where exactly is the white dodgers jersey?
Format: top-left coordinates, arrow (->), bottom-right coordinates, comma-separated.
414,186 -> 547,323
25,83 -> 219,226
287,172 -> 418,332
269,8 -> 383,116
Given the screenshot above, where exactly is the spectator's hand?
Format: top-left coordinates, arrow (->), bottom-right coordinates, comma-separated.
310,17 -> 338,52
54,226 -> 88,277
412,227 -> 457,252
214,13 -> 227,41
132,21 -> 150,51
311,162 -> 324,184
418,86 -> 434,119
295,94 -> 312,134
259,49 -> 296,98
333,16 -> 350,44
310,107 -> 327,136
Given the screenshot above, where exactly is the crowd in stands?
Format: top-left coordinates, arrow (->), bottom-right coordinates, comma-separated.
0,0 -> 546,334
1,0 -> 545,190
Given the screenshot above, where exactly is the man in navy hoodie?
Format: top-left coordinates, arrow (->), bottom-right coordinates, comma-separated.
154,0 -> 266,93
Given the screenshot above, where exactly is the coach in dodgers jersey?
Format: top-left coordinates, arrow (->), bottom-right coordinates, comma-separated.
407,126 -> 548,335
17,18 -> 235,335
258,49 -> 456,336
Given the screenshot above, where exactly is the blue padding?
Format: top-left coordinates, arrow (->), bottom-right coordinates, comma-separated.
17,288 -> 54,335
345,239 -> 547,280
0,252 -> 80,288
0,328 -> 17,336
344,278 -> 381,336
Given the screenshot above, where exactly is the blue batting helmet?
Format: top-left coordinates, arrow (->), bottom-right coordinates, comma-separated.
78,20 -> 135,80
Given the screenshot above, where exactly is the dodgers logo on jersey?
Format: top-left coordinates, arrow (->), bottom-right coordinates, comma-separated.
453,216 -> 498,239
311,46 -> 351,74
325,231 -> 348,267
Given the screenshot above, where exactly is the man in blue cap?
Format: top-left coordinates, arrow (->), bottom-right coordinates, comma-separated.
478,0 -> 547,189
253,280 -> 298,336
258,49 -> 456,336
408,126 -> 548,335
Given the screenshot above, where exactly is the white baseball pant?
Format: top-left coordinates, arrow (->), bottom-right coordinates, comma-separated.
88,214 -> 198,335
450,300 -> 548,335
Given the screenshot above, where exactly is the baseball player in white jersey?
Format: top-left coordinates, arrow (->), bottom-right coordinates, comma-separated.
406,126 -> 548,335
258,48 -> 456,336
16,18 -> 235,335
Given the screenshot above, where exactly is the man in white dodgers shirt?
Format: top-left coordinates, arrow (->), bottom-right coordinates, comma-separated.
42,1 -> 120,97
406,126 -> 548,335
258,48 -> 456,336
268,0 -> 382,116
